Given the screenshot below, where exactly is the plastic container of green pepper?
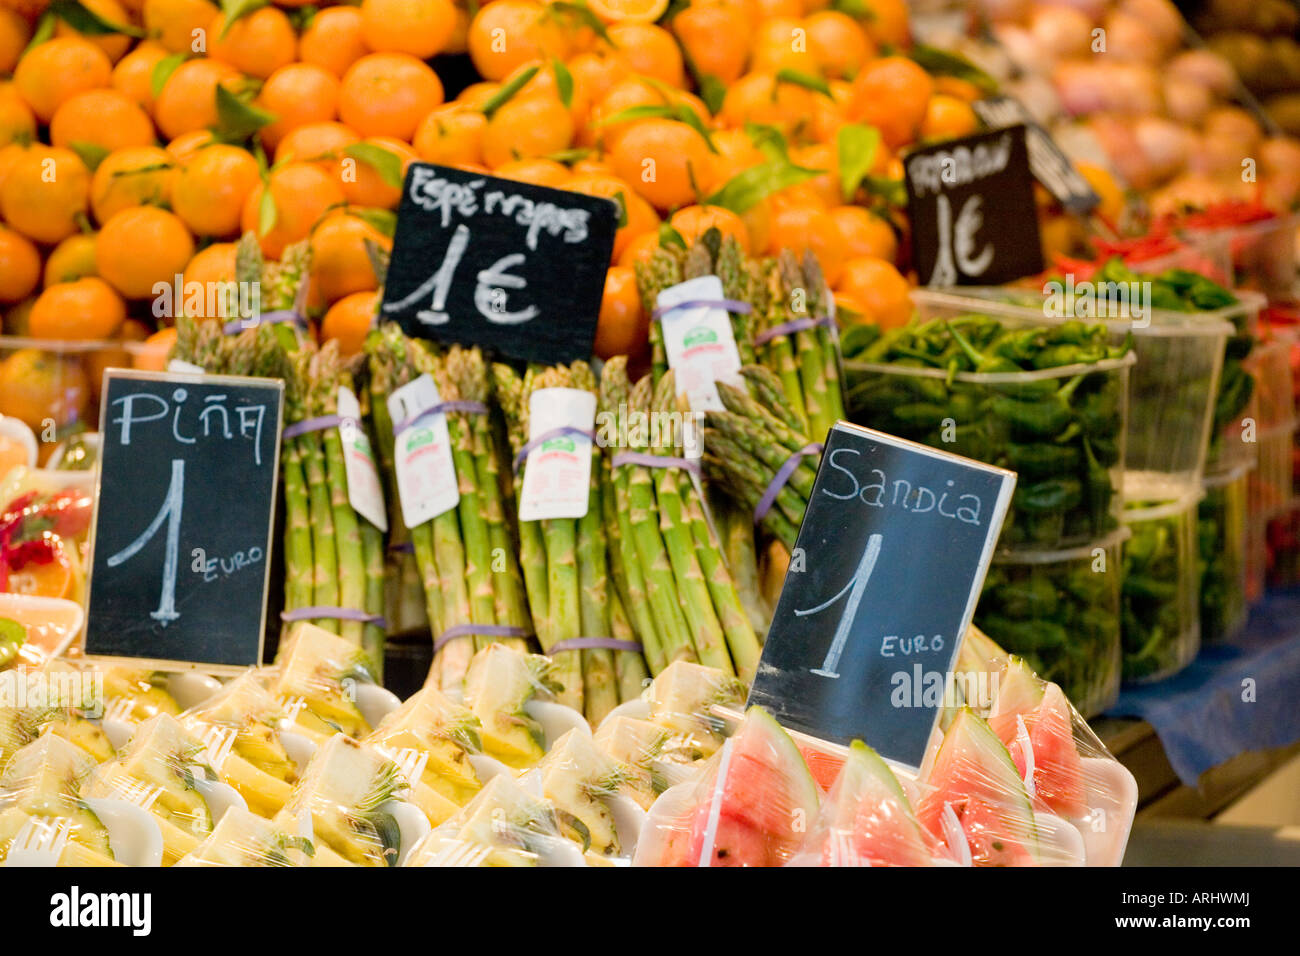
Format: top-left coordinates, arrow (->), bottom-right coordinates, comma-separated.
842,318 -> 1134,551
975,528 -> 1128,718
904,287 -> 1248,503
1121,491 -> 1204,684
1199,463 -> 1252,644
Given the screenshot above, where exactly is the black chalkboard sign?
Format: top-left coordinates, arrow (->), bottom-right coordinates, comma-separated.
971,96 -> 1100,215
85,370 -> 284,672
380,162 -> 618,365
904,124 -> 1043,288
747,423 -> 1015,769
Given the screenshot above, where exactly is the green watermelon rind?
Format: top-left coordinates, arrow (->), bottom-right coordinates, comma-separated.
737,707 -> 821,819
841,740 -> 931,862
989,656 -> 1046,720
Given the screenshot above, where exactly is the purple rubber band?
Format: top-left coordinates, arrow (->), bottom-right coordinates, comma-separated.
388,540 -> 415,555
610,450 -> 701,475
754,442 -> 823,526
433,623 -> 532,654
549,637 -> 644,653
511,425 -> 597,474
222,309 -> 307,335
283,414 -> 360,439
753,315 -> 835,347
393,400 -> 490,436
651,298 -> 753,322
282,607 -> 388,628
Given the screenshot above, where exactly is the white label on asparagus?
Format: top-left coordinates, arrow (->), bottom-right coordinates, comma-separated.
338,385 -> 388,533
518,387 -> 595,522
388,374 -> 459,529
657,275 -> 743,414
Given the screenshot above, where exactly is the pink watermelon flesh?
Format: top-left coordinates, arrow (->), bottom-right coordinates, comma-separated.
917,710 -> 1040,867
818,740 -> 933,866
996,684 -> 1087,818
676,707 -> 820,867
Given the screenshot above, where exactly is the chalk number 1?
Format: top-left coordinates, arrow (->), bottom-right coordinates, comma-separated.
106,459 -> 184,625
796,533 -> 883,679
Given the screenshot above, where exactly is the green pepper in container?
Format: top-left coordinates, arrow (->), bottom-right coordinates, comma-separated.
1121,493 -> 1204,683
974,530 -> 1127,717
1199,464 -> 1251,643
844,314 -> 1133,551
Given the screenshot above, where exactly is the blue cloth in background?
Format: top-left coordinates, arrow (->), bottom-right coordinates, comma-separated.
1104,586 -> 1300,785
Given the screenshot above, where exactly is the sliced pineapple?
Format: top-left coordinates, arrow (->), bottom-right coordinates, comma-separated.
462,644 -> 555,768
366,685 -> 483,823
274,733 -> 408,867
103,668 -> 181,723
592,715 -> 674,810
408,775 -> 563,867
270,624 -> 375,741
645,661 -> 745,758
538,729 -> 625,856
179,806 -> 313,867
0,733 -> 114,863
80,714 -> 213,864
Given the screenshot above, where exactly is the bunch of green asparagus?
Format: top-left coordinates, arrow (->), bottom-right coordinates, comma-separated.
635,232 -> 844,445
366,325 -> 532,693
491,359 -> 648,726
597,359 -> 763,686
702,365 -> 820,553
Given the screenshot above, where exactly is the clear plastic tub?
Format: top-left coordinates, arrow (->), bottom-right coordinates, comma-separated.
1181,216 -> 1299,306
908,288 -> 1246,502
1198,464 -> 1251,645
0,336 -> 164,465
1121,492 -> 1203,684
974,528 -> 1129,719
844,352 -> 1132,550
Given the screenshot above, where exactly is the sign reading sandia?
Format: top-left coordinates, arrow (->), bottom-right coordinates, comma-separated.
748,422 -> 1016,770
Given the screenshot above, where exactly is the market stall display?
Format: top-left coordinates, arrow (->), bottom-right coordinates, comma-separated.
0,0 -> 1296,873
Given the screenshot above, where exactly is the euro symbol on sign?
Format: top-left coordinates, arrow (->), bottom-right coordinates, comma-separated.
475,253 -> 540,325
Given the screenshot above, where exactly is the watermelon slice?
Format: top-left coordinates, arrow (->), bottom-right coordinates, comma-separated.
988,657 -> 1045,722
991,683 -> 1087,819
653,707 -> 819,866
916,709 -> 1040,867
815,741 -> 933,867
796,742 -> 846,794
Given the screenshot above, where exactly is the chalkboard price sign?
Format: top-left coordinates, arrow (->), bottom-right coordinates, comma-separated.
85,370 -> 284,673
971,96 -> 1100,215
904,124 -> 1043,288
747,423 -> 1015,769
381,162 -> 619,365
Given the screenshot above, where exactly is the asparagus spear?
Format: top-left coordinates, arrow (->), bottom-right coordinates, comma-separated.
716,234 -> 757,366
494,364 -> 583,710
571,360 -> 617,724
280,352 -> 314,615
318,348 -> 366,646
295,352 -> 340,634
755,259 -> 809,432
711,493 -> 771,639
411,341 -> 472,690
635,245 -> 684,385
533,365 -> 583,712
609,587 -> 649,702
454,347 -> 529,653
492,365 -> 550,648
599,358 -> 666,676
623,373 -> 696,667
802,250 -> 845,426
650,373 -> 732,674
444,347 -> 497,656
779,250 -> 833,444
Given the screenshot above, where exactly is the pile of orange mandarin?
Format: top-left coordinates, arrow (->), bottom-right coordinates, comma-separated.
0,0 -> 1103,390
